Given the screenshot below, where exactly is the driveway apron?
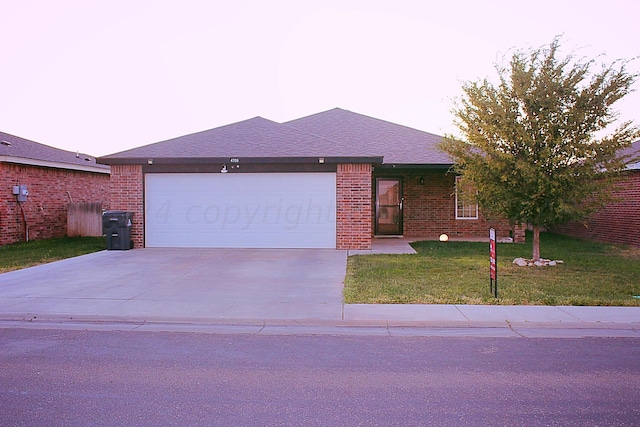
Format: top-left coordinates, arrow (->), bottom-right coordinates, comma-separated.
0,249 -> 347,322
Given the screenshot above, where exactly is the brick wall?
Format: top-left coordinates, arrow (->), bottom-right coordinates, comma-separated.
337,164 -> 372,249
375,169 -> 524,242
108,164 -> 144,248
103,164 -> 527,251
552,171 -> 640,247
0,162 -> 110,245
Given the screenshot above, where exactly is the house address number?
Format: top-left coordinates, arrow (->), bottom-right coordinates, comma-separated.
230,158 -> 240,163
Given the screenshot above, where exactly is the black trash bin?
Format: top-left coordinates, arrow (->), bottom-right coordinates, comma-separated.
102,210 -> 134,250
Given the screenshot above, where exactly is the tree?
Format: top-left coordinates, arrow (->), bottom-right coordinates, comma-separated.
440,37 -> 640,261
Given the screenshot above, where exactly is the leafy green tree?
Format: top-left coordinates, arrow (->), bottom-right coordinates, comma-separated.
440,38 -> 639,260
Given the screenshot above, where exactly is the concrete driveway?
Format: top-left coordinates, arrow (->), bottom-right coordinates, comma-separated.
0,249 -> 347,322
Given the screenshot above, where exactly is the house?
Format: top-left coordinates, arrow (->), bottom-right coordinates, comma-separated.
552,140 -> 640,247
97,108 -> 523,250
0,132 -> 110,245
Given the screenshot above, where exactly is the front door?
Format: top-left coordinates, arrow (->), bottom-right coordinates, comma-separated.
375,178 -> 403,235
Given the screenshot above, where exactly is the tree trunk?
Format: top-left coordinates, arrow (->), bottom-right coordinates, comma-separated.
532,225 -> 541,261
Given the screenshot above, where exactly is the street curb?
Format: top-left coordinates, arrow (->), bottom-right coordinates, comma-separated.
1,314 -> 638,338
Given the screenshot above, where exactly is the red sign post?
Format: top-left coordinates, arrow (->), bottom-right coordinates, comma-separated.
489,228 -> 498,298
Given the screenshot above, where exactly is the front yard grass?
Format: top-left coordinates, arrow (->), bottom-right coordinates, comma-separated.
344,232 -> 640,306
0,237 -> 105,273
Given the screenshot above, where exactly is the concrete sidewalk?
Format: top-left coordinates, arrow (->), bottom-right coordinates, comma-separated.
342,304 -> 640,337
345,303 -> 640,325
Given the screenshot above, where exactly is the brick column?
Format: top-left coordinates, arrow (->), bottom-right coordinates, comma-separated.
336,164 -> 372,250
109,164 -> 144,248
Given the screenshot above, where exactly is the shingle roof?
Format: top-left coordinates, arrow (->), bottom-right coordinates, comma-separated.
98,108 -> 451,166
286,108 -> 452,165
100,116 -> 380,163
0,131 -> 109,172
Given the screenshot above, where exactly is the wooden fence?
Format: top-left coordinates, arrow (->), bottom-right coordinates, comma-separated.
67,202 -> 103,237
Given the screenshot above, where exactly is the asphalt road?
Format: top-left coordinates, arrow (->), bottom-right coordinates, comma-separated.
1,329 -> 639,426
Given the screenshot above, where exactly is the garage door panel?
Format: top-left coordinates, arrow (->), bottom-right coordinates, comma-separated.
145,173 -> 336,248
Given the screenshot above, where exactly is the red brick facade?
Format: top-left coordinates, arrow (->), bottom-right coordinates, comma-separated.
0,162 -> 110,245
108,164 -> 144,248
336,164 -> 372,249
552,171 -> 640,247
375,169 -> 524,243
107,164 -> 525,250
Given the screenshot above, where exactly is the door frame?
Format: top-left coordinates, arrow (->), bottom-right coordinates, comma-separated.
374,177 -> 403,236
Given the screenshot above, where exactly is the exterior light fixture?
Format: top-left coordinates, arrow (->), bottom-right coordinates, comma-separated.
221,164 -> 228,173
147,159 -> 153,165
419,177 -> 424,185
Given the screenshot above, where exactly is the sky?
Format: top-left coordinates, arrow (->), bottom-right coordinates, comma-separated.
1,0 -> 639,157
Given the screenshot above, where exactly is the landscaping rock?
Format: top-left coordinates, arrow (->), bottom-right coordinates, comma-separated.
513,258 -> 564,267
513,258 -> 528,267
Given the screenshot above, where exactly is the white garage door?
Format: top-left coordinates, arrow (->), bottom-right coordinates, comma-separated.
145,173 -> 336,248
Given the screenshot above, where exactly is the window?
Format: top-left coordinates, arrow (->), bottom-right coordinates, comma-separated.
455,176 -> 478,219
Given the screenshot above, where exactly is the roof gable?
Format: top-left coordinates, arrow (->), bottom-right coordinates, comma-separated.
101,117 -> 328,159
0,131 -> 109,173
99,116 -> 383,164
285,108 -> 452,165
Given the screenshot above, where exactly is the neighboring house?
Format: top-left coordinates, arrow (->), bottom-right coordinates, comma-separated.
0,132 -> 110,245
98,108 -> 523,250
552,140 -> 640,247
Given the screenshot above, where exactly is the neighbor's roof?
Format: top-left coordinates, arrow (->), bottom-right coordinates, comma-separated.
98,108 -> 452,167
620,140 -> 640,170
0,131 -> 110,173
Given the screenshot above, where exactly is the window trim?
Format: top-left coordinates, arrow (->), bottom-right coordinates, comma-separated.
455,176 -> 479,220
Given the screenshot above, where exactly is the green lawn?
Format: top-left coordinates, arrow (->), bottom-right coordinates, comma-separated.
0,237 -> 105,273
344,232 -> 640,306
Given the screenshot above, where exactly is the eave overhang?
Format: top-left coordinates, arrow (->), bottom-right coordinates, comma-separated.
376,163 -> 453,170
1,155 -> 110,174
97,156 -> 384,166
